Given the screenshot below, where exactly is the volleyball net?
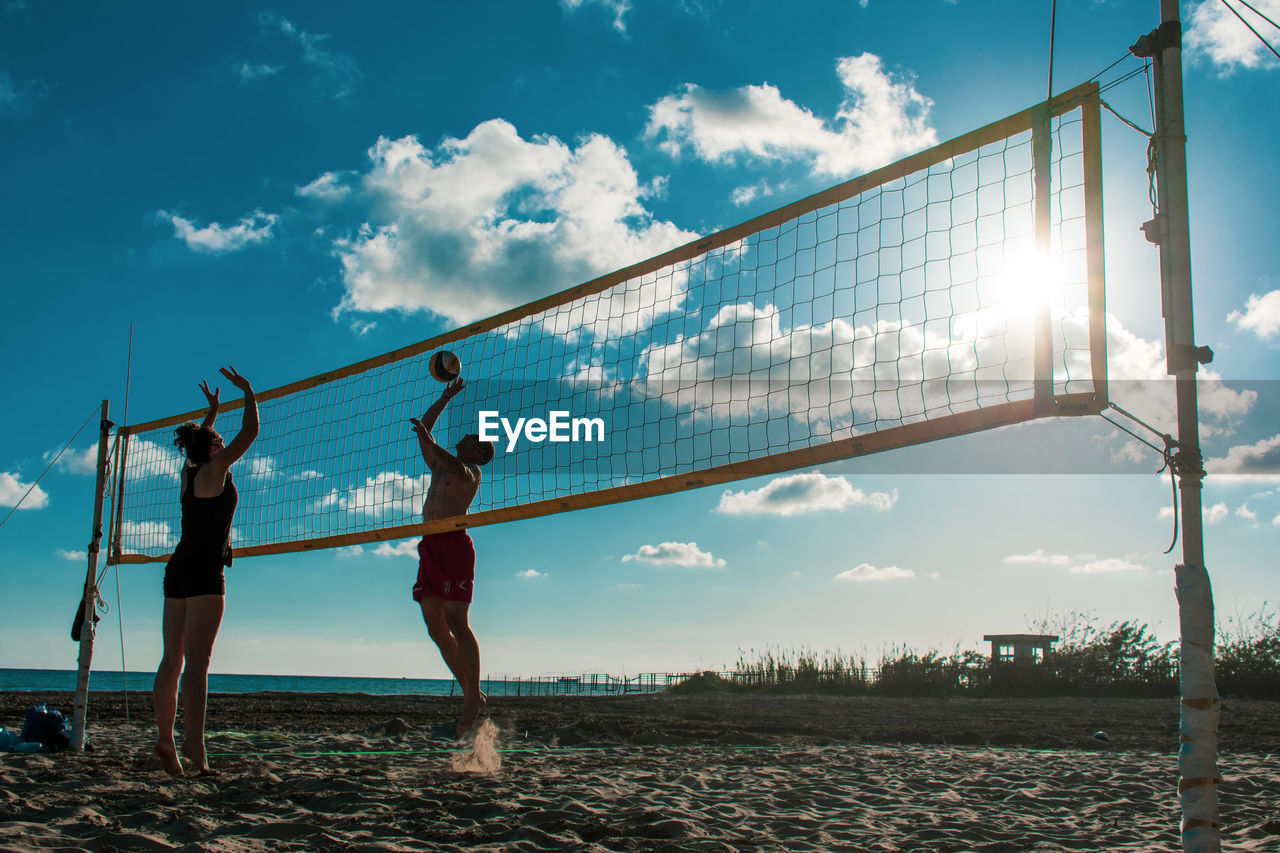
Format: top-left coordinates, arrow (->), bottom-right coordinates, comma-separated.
107,82 -> 1106,564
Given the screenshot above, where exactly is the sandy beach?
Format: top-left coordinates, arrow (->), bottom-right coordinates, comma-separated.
2,691 -> 1278,851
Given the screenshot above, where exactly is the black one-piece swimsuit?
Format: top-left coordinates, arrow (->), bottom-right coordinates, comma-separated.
162,464 -> 237,598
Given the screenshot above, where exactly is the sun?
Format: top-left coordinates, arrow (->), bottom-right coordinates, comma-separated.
985,247 -> 1068,323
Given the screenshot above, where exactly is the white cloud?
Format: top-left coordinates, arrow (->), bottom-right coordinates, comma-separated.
0,69 -> 20,113
641,299 -> 1014,432
1105,314 -> 1167,380
645,53 -> 937,178
730,178 -> 788,206
1197,375 -> 1258,433
235,61 -> 283,82
44,445 -> 98,476
327,121 -> 697,327
1186,0 -> 1280,73
716,471 -> 897,516
1003,549 -> 1072,567
1006,549 -> 1147,575
0,67 -> 46,115
516,569 -> 546,578
730,185 -> 757,206
1100,313 -> 1256,450
1274,513 -> 1280,526
315,472 -> 431,518
1070,557 -> 1146,575
1159,502 -> 1236,523
560,0 -> 631,32
297,171 -> 352,202
161,209 -> 278,253
834,563 -> 915,582
622,541 -> 725,568
1236,503 -> 1257,520
248,455 -> 276,480
372,539 -> 418,557
1227,289 -> 1280,340
56,548 -> 82,561
336,545 -> 364,558
0,471 -> 47,509
259,12 -> 361,99
117,520 -> 175,550
1206,434 -> 1280,482
122,439 -> 187,482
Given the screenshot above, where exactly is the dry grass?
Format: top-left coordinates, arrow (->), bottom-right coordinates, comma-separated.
699,607 -> 1280,698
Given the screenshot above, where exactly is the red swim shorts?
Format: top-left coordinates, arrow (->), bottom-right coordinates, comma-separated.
412,530 -> 476,603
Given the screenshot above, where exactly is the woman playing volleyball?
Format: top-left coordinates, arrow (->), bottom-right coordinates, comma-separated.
153,366 -> 259,775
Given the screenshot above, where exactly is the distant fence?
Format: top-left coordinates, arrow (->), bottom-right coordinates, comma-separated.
469,672 -> 691,697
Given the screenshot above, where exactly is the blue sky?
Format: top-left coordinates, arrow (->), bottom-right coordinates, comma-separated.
2,0 -> 1277,679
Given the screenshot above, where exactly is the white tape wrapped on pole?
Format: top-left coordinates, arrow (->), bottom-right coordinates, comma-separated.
1175,561 -> 1220,846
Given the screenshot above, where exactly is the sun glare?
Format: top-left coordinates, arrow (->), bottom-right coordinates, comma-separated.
985,248 -> 1067,322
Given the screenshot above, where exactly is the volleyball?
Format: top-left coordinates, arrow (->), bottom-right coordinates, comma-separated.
429,350 -> 461,382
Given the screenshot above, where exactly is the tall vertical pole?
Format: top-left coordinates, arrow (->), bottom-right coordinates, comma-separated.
1031,103 -> 1054,418
1141,2 -> 1219,850
71,400 -> 112,753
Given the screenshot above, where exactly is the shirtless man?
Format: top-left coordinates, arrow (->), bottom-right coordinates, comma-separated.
409,377 -> 495,734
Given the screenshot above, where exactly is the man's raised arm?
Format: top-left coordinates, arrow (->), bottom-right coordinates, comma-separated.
409,379 -> 473,479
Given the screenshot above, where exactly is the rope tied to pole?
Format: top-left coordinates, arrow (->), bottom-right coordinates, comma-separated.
1101,402 -> 1190,554
1169,445 -> 1206,484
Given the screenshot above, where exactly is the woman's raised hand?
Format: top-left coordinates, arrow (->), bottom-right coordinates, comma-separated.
199,380 -> 220,409
219,366 -> 254,395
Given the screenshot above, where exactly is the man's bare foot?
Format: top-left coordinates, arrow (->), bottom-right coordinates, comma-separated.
154,742 -> 184,776
180,741 -> 218,776
456,692 -> 487,735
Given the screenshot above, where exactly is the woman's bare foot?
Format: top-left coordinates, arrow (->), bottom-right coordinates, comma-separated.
180,741 -> 218,776
154,742 -> 184,776
457,692 -> 487,735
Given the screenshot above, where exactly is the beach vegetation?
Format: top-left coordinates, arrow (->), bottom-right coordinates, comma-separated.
698,607 -> 1280,699
666,670 -> 736,693
1034,612 -> 1178,697
1216,603 -> 1280,699
709,646 -> 870,694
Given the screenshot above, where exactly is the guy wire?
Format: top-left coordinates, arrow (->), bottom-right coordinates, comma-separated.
0,403 -> 101,532
1047,0 -> 1058,101
1220,0 -> 1280,61
117,324 -> 135,721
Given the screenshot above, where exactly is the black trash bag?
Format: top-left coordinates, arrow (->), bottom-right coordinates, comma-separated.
21,704 -> 72,752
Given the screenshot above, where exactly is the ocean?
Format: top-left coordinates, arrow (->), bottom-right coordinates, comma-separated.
0,668 -> 458,696
0,668 -> 678,696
